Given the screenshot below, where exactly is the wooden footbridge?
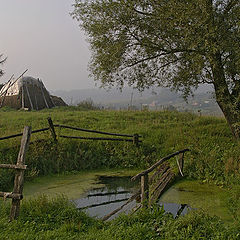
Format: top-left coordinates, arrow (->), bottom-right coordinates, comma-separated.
102,148 -> 189,221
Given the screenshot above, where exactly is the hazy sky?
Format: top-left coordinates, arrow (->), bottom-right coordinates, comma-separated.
0,0 -> 94,91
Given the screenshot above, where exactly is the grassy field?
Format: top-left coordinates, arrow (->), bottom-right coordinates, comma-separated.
0,107 -> 240,239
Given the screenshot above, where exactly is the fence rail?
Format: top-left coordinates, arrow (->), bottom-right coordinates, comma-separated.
56,124 -> 140,138
0,127 -> 49,141
0,117 -> 142,145
59,135 -> 142,142
132,149 -> 190,181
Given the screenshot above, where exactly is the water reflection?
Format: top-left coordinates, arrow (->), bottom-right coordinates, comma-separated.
73,175 -> 191,220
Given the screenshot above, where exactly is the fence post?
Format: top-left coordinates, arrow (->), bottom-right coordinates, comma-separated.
9,126 -> 31,221
47,117 -> 57,142
133,134 -> 139,147
141,174 -> 149,208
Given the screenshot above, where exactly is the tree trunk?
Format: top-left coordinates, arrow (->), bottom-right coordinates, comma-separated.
211,53 -> 240,140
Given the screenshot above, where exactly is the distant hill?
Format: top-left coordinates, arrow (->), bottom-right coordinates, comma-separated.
51,86 -> 221,116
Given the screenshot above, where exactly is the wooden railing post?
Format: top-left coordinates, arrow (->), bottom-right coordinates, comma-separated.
177,153 -> 184,176
10,126 -> 31,221
47,117 -> 57,142
141,174 -> 149,208
133,134 -> 139,147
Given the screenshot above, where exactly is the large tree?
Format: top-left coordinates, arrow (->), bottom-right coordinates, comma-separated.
72,0 -> 240,139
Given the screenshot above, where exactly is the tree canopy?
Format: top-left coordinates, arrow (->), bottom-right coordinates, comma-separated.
72,0 -> 240,139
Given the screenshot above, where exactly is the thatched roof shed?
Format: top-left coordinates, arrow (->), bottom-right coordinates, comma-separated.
0,76 -> 66,110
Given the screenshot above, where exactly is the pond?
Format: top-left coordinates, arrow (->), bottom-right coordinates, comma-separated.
23,170 -> 233,222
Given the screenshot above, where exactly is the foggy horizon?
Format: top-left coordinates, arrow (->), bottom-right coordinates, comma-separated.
0,0 -> 97,91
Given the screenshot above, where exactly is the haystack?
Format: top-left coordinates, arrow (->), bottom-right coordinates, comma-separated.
0,76 -> 66,110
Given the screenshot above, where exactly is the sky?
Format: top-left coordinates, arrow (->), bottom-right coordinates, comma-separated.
0,0 -> 94,91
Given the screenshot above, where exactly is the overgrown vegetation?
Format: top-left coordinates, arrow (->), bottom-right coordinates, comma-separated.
0,108 -> 240,238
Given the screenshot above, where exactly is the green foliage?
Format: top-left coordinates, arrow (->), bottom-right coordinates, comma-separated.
72,0 -> 240,92
72,0 -> 240,139
0,198 -> 239,239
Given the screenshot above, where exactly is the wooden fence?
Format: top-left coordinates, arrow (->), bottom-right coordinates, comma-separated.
0,126 -> 31,221
0,117 -> 142,146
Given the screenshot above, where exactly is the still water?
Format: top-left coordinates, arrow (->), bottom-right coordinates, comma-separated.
24,171 -> 231,222
73,175 -> 191,220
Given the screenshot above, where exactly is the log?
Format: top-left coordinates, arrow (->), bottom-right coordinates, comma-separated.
25,85 -> 34,110
0,192 -> 23,200
102,190 -> 141,221
0,127 -> 49,141
58,124 -> 141,138
59,135 -> 142,142
0,164 -> 27,170
151,168 -> 172,195
0,69 -> 28,98
0,74 -> 14,108
9,126 -> 31,221
132,149 -> 190,181
0,132 -> 23,141
40,83 -> 49,108
79,198 -> 129,210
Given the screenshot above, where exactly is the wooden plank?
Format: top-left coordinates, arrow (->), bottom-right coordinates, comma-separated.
59,135 -> 142,142
0,74 -> 14,108
47,117 -> 57,142
0,69 -> 28,98
58,124 -> 141,138
102,190 -> 141,221
149,162 -> 170,185
141,174 -> 149,208
40,82 -> 49,108
150,172 -> 175,205
21,81 -> 25,109
151,168 -> 172,194
0,164 -> 27,170
9,126 -> 31,221
0,192 -> 23,200
132,149 -> 190,181
178,153 -> 184,176
25,85 -> 34,110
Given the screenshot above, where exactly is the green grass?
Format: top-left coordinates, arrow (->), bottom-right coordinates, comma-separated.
0,195 -> 239,240
0,108 -> 239,185
0,107 -> 240,238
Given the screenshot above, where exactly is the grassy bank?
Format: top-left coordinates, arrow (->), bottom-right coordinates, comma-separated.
0,195 -> 239,240
0,107 -> 240,238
